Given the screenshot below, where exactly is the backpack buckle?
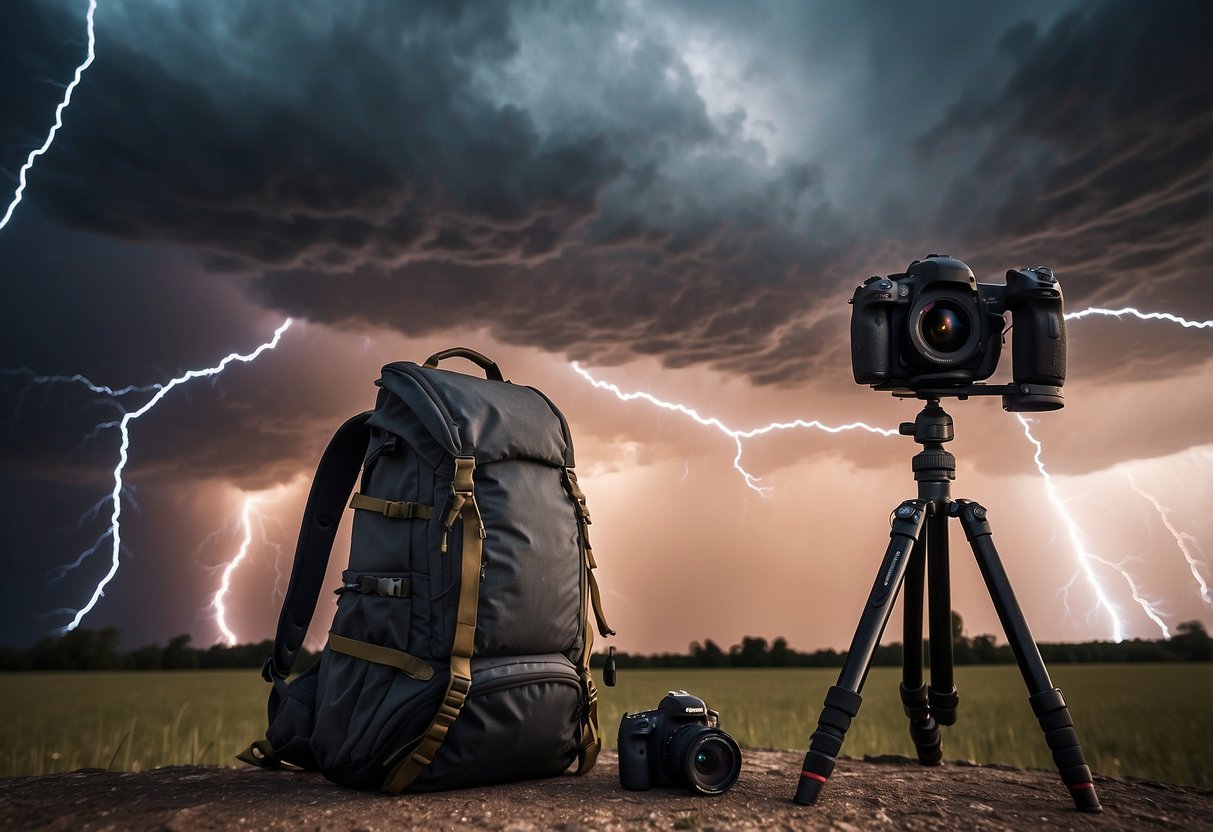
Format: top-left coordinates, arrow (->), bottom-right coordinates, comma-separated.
356,575 -> 410,598
378,577 -> 406,598
441,457 -> 485,553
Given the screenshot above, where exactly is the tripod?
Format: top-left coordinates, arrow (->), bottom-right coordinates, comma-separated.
793,397 -> 1102,812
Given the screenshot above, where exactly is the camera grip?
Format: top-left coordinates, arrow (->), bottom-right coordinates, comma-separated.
851,308 -> 892,383
1011,303 -> 1066,386
617,723 -> 652,790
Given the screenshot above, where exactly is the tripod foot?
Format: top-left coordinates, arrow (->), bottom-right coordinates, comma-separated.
793,768 -> 826,805
793,686 -> 862,805
899,683 -> 942,765
1030,688 -> 1103,813
1071,782 -> 1103,813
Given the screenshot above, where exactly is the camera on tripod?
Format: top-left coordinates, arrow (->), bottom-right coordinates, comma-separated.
849,255 -> 1066,410
794,252 -> 1101,814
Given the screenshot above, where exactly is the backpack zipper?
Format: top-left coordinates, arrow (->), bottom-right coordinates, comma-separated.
361,435 -> 399,482
379,665 -> 581,771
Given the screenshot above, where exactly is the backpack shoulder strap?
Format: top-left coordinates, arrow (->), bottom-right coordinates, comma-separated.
241,410 -> 372,770
266,410 -> 373,682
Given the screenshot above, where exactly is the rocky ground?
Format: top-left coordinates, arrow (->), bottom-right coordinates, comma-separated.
1,751 -> 1209,831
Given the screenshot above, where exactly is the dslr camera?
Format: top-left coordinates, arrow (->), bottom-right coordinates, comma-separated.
618,691 -> 742,795
850,255 -> 1066,410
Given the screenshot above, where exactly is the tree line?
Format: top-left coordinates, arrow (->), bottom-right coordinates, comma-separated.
595,616 -> 1212,669
0,628 -> 319,672
1,616 -> 1208,671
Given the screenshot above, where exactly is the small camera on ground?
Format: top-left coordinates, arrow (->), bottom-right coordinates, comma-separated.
617,691 -> 742,795
849,254 -> 1066,403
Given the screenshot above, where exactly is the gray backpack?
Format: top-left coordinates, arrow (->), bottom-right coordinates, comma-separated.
239,348 -> 614,792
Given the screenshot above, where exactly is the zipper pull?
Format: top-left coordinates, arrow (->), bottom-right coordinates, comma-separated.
441,493 -> 468,555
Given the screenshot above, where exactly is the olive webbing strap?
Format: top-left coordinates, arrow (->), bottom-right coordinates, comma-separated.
348,493 -> 433,520
381,457 -> 485,794
563,469 -> 615,638
563,467 -> 609,775
328,632 -> 435,681
572,616 -> 602,775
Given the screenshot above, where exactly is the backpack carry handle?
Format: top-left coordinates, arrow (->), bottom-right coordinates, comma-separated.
422,347 -> 504,381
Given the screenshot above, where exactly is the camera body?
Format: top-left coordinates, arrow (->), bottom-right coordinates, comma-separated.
850,254 -> 1066,391
618,691 -> 742,795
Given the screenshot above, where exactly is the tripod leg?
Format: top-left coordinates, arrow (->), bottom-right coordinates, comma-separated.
955,500 -> 1102,813
794,500 -> 927,805
926,509 -> 960,726
899,533 -> 942,764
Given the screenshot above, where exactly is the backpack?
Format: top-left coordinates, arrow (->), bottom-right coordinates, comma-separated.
239,347 -> 614,792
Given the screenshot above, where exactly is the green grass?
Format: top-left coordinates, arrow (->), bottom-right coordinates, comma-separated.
2,664 -> 1209,788
0,671 -> 266,777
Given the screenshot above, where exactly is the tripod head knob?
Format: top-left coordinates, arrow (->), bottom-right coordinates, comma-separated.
903,400 -> 954,445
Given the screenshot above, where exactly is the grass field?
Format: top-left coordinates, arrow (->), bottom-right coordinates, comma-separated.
2,664 -> 1210,787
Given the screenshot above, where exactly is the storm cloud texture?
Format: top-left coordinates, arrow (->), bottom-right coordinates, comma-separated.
1,0 -> 1210,652
7,0 -> 1209,381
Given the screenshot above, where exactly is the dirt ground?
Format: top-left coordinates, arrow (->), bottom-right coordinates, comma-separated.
1,750 -> 1209,831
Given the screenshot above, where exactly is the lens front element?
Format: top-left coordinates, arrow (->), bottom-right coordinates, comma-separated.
920,301 -> 970,353
909,290 -> 982,366
668,726 -> 742,795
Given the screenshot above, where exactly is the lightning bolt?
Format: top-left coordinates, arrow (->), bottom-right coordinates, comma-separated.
1,0 -> 98,231
1017,415 -> 1172,640
0,368 -> 159,402
213,495 -> 260,646
571,357 -> 1191,641
570,361 -> 897,495
207,487 -> 290,645
574,306 -> 1210,494
61,318 -> 294,632
48,527 -> 117,584
0,368 -> 159,429
1065,307 -> 1213,329
1,1 -> 297,640
1,370 -> 140,581
1122,471 -> 1211,607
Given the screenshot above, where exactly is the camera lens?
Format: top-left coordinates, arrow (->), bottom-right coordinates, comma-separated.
668,726 -> 742,795
908,290 -> 982,367
920,301 -> 971,353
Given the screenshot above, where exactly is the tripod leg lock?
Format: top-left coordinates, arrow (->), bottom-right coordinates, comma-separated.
1029,688 -> 1103,813
794,686 -> 862,805
953,499 -> 993,539
928,684 -> 960,726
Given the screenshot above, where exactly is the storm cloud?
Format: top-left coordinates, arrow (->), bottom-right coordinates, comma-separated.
5,1 -> 1205,388
1,0 -> 1210,650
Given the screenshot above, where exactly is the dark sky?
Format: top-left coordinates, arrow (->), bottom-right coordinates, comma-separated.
1,0 -> 1210,653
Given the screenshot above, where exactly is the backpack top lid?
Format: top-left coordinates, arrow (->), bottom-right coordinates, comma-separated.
373,361 -> 574,469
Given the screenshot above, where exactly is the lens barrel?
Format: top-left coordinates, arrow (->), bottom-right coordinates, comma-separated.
667,725 -> 742,795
